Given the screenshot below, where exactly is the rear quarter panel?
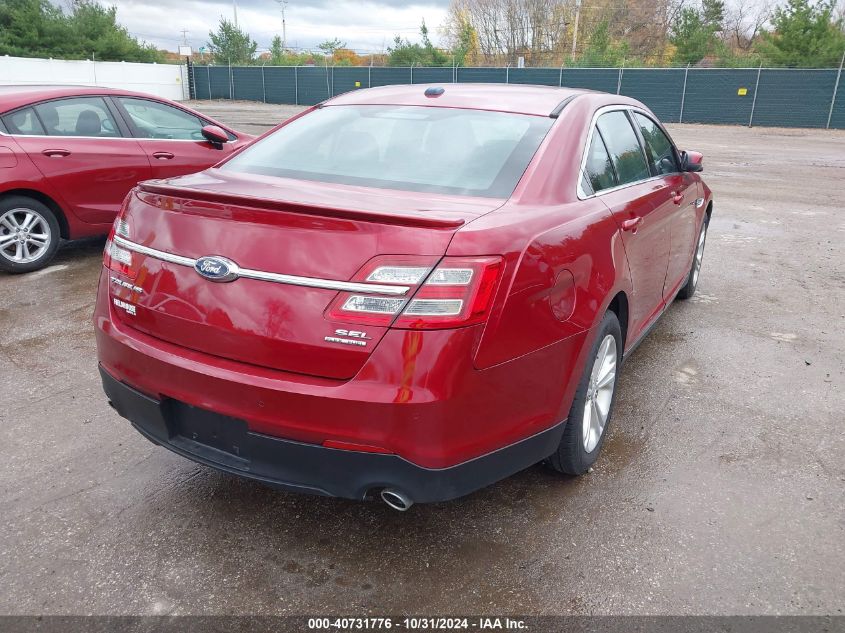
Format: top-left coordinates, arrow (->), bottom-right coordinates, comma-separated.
446,98 -> 634,422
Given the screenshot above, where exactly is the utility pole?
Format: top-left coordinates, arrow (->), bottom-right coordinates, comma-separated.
180,29 -> 189,46
276,0 -> 288,51
571,0 -> 581,58
233,0 -> 239,27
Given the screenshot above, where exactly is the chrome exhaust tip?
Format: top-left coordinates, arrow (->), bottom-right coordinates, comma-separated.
380,488 -> 413,511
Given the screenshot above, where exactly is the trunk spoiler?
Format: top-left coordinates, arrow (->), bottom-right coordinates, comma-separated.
137,182 -> 466,230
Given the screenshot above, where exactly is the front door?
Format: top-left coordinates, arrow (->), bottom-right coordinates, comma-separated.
112,96 -> 230,179
631,112 -> 697,297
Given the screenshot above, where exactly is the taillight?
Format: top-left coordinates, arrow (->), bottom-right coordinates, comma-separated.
326,255 -> 502,330
103,214 -> 137,279
395,256 -> 502,329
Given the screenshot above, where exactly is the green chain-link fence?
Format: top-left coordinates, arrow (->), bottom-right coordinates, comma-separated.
189,65 -> 845,129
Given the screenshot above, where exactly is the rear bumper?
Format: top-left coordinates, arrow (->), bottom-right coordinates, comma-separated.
100,365 -> 564,502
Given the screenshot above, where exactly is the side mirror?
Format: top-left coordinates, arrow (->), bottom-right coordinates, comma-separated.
201,125 -> 229,148
681,150 -> 703,172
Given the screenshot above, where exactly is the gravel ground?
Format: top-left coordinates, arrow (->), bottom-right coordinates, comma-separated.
0,99 -> 843,616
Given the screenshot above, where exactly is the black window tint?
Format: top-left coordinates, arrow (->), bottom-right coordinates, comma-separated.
3,107 -> 46,135
34,97 -> 120,138
118,97 -> 205,140
583,129 -> 617,193
634,113 -> 678,175
596,111 -> 650,185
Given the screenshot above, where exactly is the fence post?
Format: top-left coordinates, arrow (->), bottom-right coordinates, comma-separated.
617,63 -> 623,94
559,63 -> 564,87
410,63 -> 414,84
506,63 -> 510,84
749,63 -> 762,127
228,60 -> 233,100
827,51 -> 845,129
368,64 -> 372,88
261,62 -> 266,103
206,65 -> 211,99
679,63 -> 690,123
294,66 -> 299,105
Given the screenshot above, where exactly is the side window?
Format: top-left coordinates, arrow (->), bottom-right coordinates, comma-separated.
117,98 -> 205,140
2,107 -> 46,136
33,97 -> 120,138
582,129 -> 617,194
595,111 -> 651,186
634,113 -> 679,175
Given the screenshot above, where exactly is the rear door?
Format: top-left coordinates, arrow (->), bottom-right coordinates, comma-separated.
112,96 -> 234,179
631,112 -> 697,297
582,109 -> 673,340
2,97 -> 151,224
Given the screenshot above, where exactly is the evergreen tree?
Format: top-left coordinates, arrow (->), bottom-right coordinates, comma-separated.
207,17 -> 257,65
757,0 -> 845,67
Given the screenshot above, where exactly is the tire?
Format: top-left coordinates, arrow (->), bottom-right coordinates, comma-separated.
547,310 -> 622,475
0,196 -> 61,273
676,216 -> 708,301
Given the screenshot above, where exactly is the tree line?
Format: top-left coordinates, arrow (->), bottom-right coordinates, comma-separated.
2,0 -> 844,68
207,0 -> 845,68
0,0 -> 162,62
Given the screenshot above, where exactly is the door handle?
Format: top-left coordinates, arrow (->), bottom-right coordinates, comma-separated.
152,151 -> 175,160
42,149 -> 70,158
621,217 -> 643,233
671,191 -> 684,205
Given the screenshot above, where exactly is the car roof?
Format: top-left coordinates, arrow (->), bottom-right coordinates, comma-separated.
324,83 -> 639,117
0,85 -> 162,113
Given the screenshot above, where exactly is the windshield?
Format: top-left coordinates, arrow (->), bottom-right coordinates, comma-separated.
220,105 -> 553,198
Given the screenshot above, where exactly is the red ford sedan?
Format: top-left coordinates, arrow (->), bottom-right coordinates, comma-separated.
95,84 -> 711,509
0,85 -> 252,273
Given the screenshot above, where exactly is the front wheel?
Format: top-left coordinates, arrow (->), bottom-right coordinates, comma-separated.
676,217 -> 708,300
0,196 -> 61,273
547,310 -> 622,475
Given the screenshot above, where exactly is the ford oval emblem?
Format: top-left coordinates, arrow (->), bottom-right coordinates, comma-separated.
194,255 -> 240,282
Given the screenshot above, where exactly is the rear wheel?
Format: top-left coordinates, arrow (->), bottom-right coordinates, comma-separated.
676,217 -> 708,300
547,310 -> 622,475
0,197 -> 61,273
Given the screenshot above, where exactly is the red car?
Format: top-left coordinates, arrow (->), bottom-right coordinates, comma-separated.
0,85 -> 252,273
95,84 -> 711,510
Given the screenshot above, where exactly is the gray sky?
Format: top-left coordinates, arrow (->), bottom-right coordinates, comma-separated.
109,0 -> 451,54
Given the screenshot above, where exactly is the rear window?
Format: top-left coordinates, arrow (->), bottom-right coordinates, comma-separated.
221,105 -> 553,198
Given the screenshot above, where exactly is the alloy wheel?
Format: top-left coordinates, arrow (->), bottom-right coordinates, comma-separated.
691,224 -> 707,288
583,334 -> 617,453
0,208 -> 52,264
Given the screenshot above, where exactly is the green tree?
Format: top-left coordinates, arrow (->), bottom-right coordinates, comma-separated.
577,20 -> 630,67
756,0 -> 845,67
670,8 -> 715,65
450,10 -> 480,66
702,0 -> 726,30
318,38 -> 346,57
387,21 -> 449,67
387,36 -> 427,66
420,20 -> 449,66
207,17 -> 257,65
269,34 -> 284,64
0,0 -> 161,61
66,1 -> 161,62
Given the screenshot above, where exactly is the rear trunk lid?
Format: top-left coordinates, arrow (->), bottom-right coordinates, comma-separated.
110,169 -> 502,379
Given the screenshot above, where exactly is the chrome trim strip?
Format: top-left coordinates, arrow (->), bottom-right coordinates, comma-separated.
114,235 -> 195,267
112,235 -> 410,296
